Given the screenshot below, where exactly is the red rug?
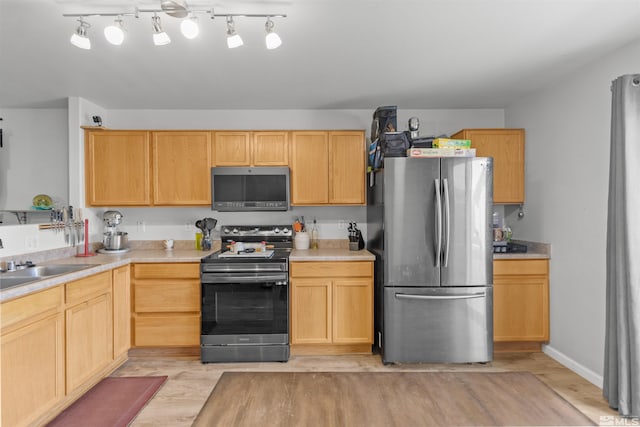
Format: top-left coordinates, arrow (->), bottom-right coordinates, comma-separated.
47,376 -> 167,427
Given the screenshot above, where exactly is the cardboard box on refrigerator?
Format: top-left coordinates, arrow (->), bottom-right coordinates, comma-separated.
432,138 -> 472,148
407,148 -> 476,158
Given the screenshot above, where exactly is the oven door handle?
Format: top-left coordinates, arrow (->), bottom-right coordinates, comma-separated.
202,275 -> 288,284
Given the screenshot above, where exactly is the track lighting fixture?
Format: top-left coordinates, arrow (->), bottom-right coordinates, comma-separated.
104,17 -> 125,46
264,17 -> 282,50
225,17 -> 243,49
152,14 -> 171,46
180,15 -> 199,39
64,2 -> 286,51
70,18 -> 91,50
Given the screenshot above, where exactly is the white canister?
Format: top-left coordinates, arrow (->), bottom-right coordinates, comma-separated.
294,232 -> 310,250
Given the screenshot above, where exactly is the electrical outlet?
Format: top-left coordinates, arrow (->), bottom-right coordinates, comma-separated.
338,220 -> 346,229
185,221 -> 192,231
25,235 -> 38,249
137,220 -> 146,232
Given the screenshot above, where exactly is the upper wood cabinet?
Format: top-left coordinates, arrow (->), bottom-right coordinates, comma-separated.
329,131 -> 366,204
451,129 -> 525,204
213,131 -> 251,165
253,131 -> 289,165
290,131 -> 365,205
213,131 -> 289,166
85,129 -> 211,206
152,131 -> 212,205
85,129 -> 151,206
290,132 -> 330,204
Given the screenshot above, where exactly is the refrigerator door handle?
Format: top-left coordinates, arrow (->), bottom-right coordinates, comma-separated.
434,178 -> 442,267
395,292 -> 486,301
442,177 -> 451,267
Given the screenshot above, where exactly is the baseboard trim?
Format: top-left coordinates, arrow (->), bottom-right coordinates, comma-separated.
542,344 -> 603,388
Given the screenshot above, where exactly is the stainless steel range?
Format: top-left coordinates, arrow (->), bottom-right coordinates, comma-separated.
200,225 -> 292,363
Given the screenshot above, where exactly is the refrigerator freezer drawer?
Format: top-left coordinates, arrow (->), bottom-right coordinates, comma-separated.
382,286 -> 493,364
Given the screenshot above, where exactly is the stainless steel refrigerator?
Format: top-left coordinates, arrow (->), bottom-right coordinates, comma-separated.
367,157 -> 493,364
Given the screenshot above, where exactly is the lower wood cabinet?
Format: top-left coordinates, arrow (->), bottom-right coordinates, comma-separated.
112,265 -> 131,359
1,287 -> 65,427
493,259 -> 549,344
290,261 -> 373,354
1,268 -> 132,426
65,271 -> 113,393
132,263 -> 200,347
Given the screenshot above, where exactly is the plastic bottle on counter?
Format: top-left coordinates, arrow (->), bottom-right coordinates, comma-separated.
310,218 -> 319,250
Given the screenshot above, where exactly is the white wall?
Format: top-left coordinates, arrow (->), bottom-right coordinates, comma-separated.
0,108 -> 68,213
505,39 -> 640,386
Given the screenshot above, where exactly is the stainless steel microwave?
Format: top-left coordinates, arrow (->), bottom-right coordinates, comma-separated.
211,166 -> 290,211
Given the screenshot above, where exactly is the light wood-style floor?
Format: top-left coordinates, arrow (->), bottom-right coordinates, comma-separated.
112,351 -> 616,426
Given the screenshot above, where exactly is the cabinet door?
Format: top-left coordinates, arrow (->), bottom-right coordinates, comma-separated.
152,131 -> 212,205
134,280 -> 200,312
66,293 -> 113,392
113,265 -> 131,359
493,259 -> 549,342
329,131 -> 366,204
333,278 -> 373,343
133,314 -> 200,347
290,278 -> 332,344
453,129 -> 524,204
214,131 -> 251,165
253,131 -> 289,165
85,130 -> 151,206
1,313 -> 64,427
290,132 -> 329,205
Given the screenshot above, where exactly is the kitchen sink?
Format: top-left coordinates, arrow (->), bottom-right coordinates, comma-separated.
0,276 -> 41,289
0,264 -> 99,290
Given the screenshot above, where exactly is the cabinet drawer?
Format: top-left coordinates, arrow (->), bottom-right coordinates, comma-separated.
134,314 -> 200,346
1,286 -> 63,330
66,271 -> 112,305
134,280 -> 200,312
290,261 -> 372,278
494,259 -> 548,276
134,263 -> 199,279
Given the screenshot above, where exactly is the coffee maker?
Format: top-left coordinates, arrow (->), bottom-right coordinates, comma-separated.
100,210 -> 130,253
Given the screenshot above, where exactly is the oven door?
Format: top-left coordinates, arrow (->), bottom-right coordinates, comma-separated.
201,271 -> 288,346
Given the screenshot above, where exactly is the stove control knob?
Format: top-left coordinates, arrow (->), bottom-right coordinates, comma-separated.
232,228 -> 239,234
282,227 -> 290,234
223,228 -> 230,234
274,227 -> 281,234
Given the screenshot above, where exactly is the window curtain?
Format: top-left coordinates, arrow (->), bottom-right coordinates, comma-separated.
604,74 -> 640,416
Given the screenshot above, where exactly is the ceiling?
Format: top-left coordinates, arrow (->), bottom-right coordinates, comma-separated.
1,0 -> 640,110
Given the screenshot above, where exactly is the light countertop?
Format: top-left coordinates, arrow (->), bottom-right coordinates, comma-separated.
1,240 -> 545,302
290,248 -> 375,261
493,240 -> 551,260
0,247 -> 217,303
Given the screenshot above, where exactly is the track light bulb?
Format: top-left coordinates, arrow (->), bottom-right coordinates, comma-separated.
181,16 -> 199,39
104,17 -> 125,45
226,17 -> 243,48
264,18 -> 282,50
70,18 -> 91,50
152,14 -> 171,46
